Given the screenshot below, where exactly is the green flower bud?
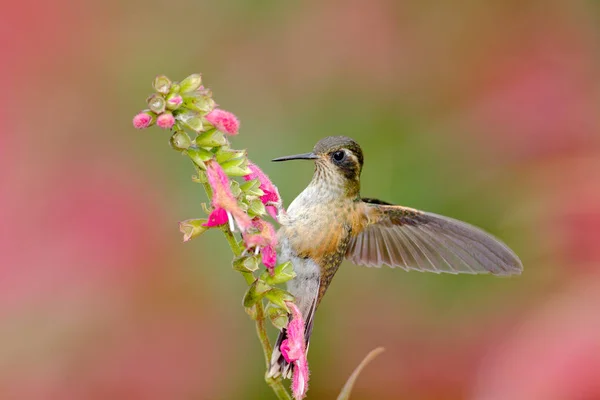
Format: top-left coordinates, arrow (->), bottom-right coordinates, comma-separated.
153,75 -> 172,94
169,131 -> 192,151
221,157 -> 251,176
179,73 -> 202,93
166,93 -> 184,110
147,93 -> 166,114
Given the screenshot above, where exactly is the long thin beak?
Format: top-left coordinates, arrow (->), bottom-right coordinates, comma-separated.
271,152 -> 319,162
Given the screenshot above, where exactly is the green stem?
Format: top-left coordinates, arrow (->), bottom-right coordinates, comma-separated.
198,171 -> 291,400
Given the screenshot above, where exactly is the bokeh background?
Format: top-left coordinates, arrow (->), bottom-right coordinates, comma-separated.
3,1 -> 600,399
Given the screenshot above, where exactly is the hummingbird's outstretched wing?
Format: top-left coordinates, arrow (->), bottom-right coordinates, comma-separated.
345,199 -> 522,275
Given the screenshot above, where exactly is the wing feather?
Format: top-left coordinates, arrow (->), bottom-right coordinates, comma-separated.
346,202 -> 523,276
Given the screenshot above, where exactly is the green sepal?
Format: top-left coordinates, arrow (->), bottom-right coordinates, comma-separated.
179,218 -> 208,241
248,199 -> 266,217
183,92 -> 216,113
267,304 -> 289,330
230,180 -> 242,197
169,130 -> 191,151
192,170 -> 207,184
244,304 -> 257,320
216,148 -> 247,164
233,255 -> 260,273
195,129 -> 227,148
222,157 -> 251,176
264,288 -> 294,311
147,93 -> 166,114
243,279 -> 272,308
153,75 -> 172,94
185,147 -> 212,170
261,262 -> 296,285
176,111 -> 203,132
179,73 -> 202,93
240,179 -> 265,197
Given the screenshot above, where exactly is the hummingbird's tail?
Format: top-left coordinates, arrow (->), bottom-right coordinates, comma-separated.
267,298 -> 317,379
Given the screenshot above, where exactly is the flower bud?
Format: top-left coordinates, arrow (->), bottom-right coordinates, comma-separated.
169,131 -> 191,151
147,93 -> 166,114
132,111 -> 155,129
179,219 -> 208,242
166,93 -> 183,110
179,73 -> 202,93
205,109 -> 240,135
156,111 -> 175,129
153,75 -> 172,94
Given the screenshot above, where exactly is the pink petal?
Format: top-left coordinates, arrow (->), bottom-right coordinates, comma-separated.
292,358 -> 309,400
203,208 -> 228,227
261,245 -> 277,271
205,161 -> 252,231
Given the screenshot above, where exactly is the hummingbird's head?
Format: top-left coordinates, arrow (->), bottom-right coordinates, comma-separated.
273,136 -> 364,196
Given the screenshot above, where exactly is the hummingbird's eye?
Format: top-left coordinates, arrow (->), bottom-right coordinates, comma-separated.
332,150 -> 346,163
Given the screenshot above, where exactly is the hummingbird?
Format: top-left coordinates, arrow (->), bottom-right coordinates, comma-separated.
267,136 -> 522,378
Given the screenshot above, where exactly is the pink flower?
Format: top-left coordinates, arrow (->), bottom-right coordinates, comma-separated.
244,162 -> 283,220
281,302 -> 309,400
205,109 -> 240,135
205,160 -> 252,231
203,208 -> 228,227
132,112 -> 153,129
157,112 -> 175,129
242,218 -> 278,271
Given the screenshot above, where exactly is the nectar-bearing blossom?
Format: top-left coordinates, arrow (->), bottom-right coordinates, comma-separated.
243,218 -> 278,271
244,162 -> 283,220
280,302 -> 309,400
204,160 -> 252,231
206,109 -> 240,135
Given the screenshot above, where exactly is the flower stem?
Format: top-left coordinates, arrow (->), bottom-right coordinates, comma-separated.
199,176 -> 291,400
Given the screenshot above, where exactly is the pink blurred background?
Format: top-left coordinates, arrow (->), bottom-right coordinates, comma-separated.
2,1 -> 600,399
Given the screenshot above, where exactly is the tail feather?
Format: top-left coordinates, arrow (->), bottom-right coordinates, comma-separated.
267,296 -> 317,379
